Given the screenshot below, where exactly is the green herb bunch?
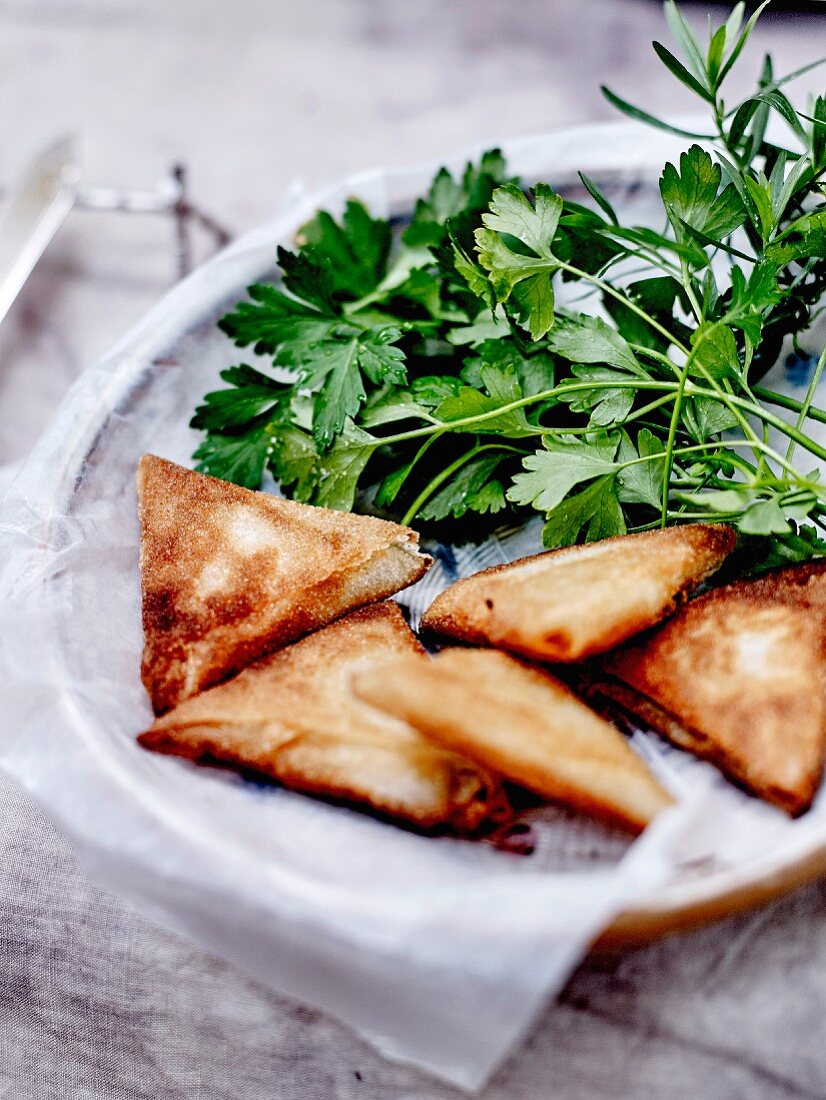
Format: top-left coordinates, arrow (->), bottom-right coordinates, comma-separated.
192,1 -> 826,568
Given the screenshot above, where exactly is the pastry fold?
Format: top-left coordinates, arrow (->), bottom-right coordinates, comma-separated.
140,603 -> 510,834
354,647 -> 673,833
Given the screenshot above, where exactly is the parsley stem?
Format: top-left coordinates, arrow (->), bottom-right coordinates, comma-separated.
631,344 -> 684,380
374,379 -> 676,447
547,392 -> 679,435
680,257 -> 703,323
625,438 -> 822,491
687,384 -> 826,465
786,342 -> 826,464
660,355 -> 694,526
381,432 -> 442,505
754,386 -> 826,427
557,260 -> 689,354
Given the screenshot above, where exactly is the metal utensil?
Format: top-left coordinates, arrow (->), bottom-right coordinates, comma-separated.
0,135 -> 81,327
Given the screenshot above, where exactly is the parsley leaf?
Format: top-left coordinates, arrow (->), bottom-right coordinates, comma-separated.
420,453 -> 508,521
557,366 -> 636,427
219,283 -> 335,355
616,429 -> 666,510
434,363 -> 535,438
660,145 -> 746,242
547,314 -> 643,374
193,428 -> 271,490
294,326 -> 406,449
190,365 -> 290,432
312,425 -> 377,511
475,183 -> 564,338
298,200 -> 391,299
403,149 -> 511,249
508,433 -> 620,513
542,475 -> 625,547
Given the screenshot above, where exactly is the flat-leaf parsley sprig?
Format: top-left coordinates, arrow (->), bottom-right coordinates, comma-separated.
192,1 -> 826,568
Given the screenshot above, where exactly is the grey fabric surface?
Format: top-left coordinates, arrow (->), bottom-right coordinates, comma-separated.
4,764 -> 826,1100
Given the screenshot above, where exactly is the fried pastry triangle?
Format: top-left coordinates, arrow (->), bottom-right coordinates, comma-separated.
594,563 -> 826,815
353,647 -> 673,833
139,603 -> 509,833
420,523 -> 735,662
137,455 -> 432,712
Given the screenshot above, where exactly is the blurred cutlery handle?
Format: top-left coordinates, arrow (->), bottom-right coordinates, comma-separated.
0,136 -> 81,327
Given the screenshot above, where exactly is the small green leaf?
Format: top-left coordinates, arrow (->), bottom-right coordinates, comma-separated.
190,365 -> 288,432
767,210 -> 826,265
601,86 -> 714,140
723,2 -> 745,56
294,327 -> 406,449
299,200 -> 391,299
660,146 -> 745,242
717,0 -> 772,86
219,283 -> 335,356
434,364 -> 534,438
557,366 -> 636,427
684,397 -> 740,442
743,174 -> 774,239
694,488 -> 754,514
357,328 -> 407,386
447,304 -> 509,347
193,429 -> 271,490
586,477 -> 627,541
616,429 -> 665,510
707,25 -> 727,87
578,172 -> 619,225
403,149 -> 511,248
724,261 -> 781,347
728,98 -> 761,149
664,0 -> 708,82
738,496 -> 792,535
420,453 -> 507,521
359,393 -> 430,428
749,89 -> 808,144
481,183 -> 563,257
690,322 -> 740,380
510,273 -> 557,340
542,475 -> 618,547
451,242 -> 495,304
508,433 -> 620,513
269,426 -> 319,501
653,40 -> 712,101
312,425 -> 377,510
475,185 -> 563,339
547,315 -> 642,374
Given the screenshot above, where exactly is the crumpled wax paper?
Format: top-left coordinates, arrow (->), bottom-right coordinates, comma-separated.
1,121 -> 826,1091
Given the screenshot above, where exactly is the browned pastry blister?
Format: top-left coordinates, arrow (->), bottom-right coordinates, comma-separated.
137,455 -> 432,713
353,647 -> 674,834
420,523 -> 736,662
594,562 -> 826,815
139,603 -> 511,834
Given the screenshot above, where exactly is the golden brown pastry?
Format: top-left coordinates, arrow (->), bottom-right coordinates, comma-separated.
353,647 -> 673,833
594,564 -> 826,815
137,455 -> 432,712
420,524 -> 735,662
